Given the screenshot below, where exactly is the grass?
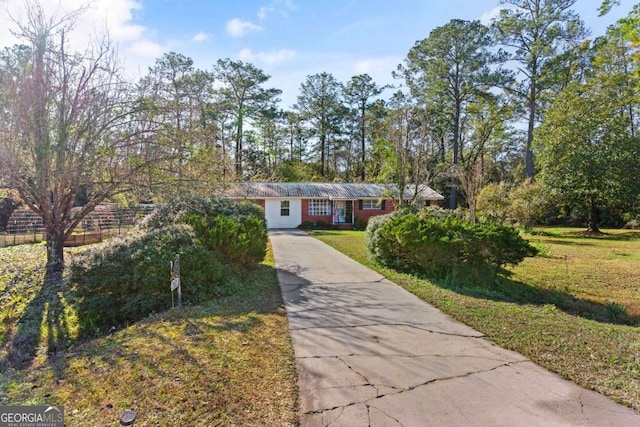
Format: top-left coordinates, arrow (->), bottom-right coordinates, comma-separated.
0,243 -> 297,426
311,228 -> 640,412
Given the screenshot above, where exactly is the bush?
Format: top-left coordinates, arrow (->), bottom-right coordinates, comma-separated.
508,181 -> 555,228
70,195 -> 267,337
620,211 -> 640,229
71,224 -> 235,336
477,182 -> 556,227
477,183 -> 510,222
353,217 -> 368,231
366,210 -> 538,278
365,211 -> 398,266
141,195 -> 264,231
298,220 -> 335,230
183,214 -> 267,268
0,197 -> 19,232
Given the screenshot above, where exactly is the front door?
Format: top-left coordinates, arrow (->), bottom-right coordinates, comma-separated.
333,201 -> 347,223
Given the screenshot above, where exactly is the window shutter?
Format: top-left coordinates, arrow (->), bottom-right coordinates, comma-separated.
358,200 -> 363,210
381,200 -> 386,210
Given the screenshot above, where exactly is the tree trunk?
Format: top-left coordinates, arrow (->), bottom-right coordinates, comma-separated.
235,107 -> 244,177
526,79 -> 536,181
587,199 -> 600,233
450,100 -> 460,210
45,230 -> 65,285
320,133 -> 326,176
468,199 -> 477,223
360,102 -> 366,181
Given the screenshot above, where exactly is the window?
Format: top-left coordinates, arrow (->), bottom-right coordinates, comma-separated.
361,199 -> 381,210
280,200 -> 290,216
308,199 -> 330,216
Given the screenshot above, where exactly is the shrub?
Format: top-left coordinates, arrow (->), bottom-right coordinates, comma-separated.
478,182 -> 556,227
372,213 -> 467,275
477,183 -> 510,222
71,224 -> 235,337
298,220 -> 335,230
70,195 -> 267,337
508,181 -> 555,228
365,211 -> 397,265
463,220 -> 539,270
0,197 -> 19,232
353,217 -> 368,231
623,212 -> 640,229
366,210 -> 538,278
183,214 -> 267,269
141,195 -> 264,231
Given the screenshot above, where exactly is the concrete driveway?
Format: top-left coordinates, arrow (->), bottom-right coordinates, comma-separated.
269,229 -> 640,427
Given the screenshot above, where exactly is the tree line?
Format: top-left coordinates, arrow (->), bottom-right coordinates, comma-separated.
1,0 -> 639,278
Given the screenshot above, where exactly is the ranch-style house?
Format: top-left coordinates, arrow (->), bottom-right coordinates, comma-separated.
221,182 -> 444,229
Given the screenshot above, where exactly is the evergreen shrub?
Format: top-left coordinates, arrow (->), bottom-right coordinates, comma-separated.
70,195 -> 267,336
183,213 -> 267,268
71,224 -> 234,336
366,208 -> 537,277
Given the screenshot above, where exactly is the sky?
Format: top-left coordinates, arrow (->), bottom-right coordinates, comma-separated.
0,0 -> 637,108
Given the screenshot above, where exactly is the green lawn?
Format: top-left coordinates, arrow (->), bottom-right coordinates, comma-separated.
311,228 -> 640,412
0,243 -> 297,426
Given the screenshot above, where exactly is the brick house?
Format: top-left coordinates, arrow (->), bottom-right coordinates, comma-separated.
221,182 -> 444,229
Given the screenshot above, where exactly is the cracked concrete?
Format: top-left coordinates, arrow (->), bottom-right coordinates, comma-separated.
269,229 -> 640,427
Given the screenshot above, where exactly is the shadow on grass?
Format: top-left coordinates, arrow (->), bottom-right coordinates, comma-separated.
529,229 -> 640,242
585,231 -> 640,241
422,267 -> 638,327
0,271 -> 72,373
536,239 -> 597,247
0,259 -> 283,378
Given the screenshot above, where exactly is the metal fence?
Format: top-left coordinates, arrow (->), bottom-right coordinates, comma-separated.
0,203 -> 155,248
0,227 -> 134,248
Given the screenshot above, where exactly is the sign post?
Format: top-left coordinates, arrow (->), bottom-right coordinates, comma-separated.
170,254 -> 182,310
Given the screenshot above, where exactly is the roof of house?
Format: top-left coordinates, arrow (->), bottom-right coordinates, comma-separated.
220,182 -> 444,200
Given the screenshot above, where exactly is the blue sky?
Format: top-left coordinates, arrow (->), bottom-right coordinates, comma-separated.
0,0 -> 636,107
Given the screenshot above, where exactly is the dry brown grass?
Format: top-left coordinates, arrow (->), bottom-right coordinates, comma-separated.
0,243 -> 298,426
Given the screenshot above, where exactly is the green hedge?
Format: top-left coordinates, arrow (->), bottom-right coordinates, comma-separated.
365,208 -> 537,277
69,195 -> 267,337
140,195 -> 264,230
183,213 -> 267,268
71,224 -> 235,336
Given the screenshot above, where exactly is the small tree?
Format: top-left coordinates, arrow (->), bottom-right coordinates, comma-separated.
0,2 -> 156,281
535,75 -> 640,232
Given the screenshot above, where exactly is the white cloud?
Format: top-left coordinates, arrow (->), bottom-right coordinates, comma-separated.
0,0 -> 147,45
238,48 -> 296,67
125,39 -> 164,58
353,56 -> 401,76
192,32 -> 210,42
0,0 -> 166,77
479,7 -> 503,25
257,6 -> 273,20
274,0 -> 298,17
0,0 -> 174,77
256,0 -> 297,20
226,18 -> 262,37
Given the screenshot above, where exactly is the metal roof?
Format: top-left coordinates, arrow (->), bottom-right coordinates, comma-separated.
220,182 -> 444,200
